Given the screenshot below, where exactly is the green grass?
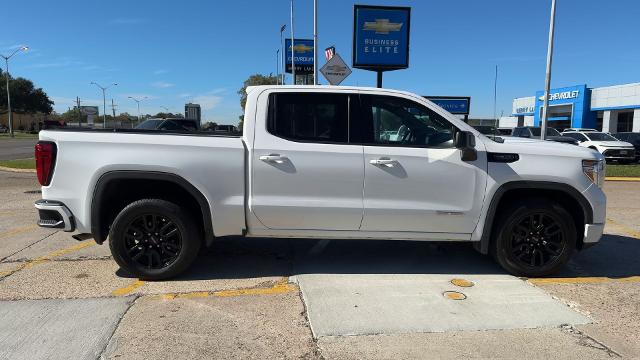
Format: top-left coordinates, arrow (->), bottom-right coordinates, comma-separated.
606,164 -> 640,177
0,132 -> 39,140
0,158 -> 36,169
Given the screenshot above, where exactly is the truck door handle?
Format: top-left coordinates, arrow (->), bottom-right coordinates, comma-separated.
369,158 -> 396,167
259,154 -> 287,163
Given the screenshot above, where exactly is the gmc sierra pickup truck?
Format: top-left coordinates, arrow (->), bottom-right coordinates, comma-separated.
34,85 -> 606,279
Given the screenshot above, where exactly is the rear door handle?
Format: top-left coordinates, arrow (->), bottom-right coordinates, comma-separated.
259,154 -> 287,163
369,158 -> 396,167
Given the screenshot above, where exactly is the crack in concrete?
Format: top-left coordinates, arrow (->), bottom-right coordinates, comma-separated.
561,325 -> 621,358
0,230 -> 59,263
98,295 -> 139,360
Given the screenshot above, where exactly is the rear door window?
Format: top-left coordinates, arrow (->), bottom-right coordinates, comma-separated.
268,93 -> 349,143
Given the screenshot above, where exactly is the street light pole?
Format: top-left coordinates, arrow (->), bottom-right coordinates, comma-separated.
313,0 -> 318,85
280,25 -> 286,85
90,82 -> 117,128
128,96 -> 147,124
541,0 -> 557,141
290,0 -> 296,85
276,49 -> 280,85
1,46 -> 29,138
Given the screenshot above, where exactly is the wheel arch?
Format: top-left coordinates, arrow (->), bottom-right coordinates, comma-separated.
478,181 -> 593,254
91,171 -> 215,247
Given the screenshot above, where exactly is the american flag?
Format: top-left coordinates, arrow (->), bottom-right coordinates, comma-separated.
324,46 -> 335,61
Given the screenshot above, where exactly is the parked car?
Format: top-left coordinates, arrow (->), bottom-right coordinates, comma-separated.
562,131 -> 635,163
472,125 -> 503,140
497,127 -> 513,136
0,124 -> 8,133
512,126 -> 579,145
34,85 -> 606,280
562,128 -> 597,133
135,118 -> 199,131
612,132 -> 640,162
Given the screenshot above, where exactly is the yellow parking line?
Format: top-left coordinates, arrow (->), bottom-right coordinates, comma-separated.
0,241 -> 95,278
112,279 -> 147,296
151,279 -> 297,301
605,177 -> 640,182
0,224 -> 39,240
528,276 -> 640,285
606,218 -> 640,239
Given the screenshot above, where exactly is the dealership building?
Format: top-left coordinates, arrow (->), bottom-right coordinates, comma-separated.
502,82 -> 640,133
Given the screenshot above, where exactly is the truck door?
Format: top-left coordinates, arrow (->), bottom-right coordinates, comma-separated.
251,92 -> 364,230
357,94 -> 488,234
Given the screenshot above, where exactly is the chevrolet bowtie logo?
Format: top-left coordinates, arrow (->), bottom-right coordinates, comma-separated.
290,44 -> 313,53
363,19 -> 403,34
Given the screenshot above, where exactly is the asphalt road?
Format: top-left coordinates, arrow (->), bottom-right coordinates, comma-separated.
0,170 -> 638,359
0,138 -> 38,160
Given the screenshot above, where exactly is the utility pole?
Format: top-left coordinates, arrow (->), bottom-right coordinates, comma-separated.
76,97 -> 82,127
541,0 -> 557,141
110,98 -> 117,118
290,0 -> 296,85
313,0 -> 318,85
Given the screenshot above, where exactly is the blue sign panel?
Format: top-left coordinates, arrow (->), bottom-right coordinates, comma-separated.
353,5 -> 411,69
285,38 -> 314,74
424,97 -> 471,115
533,84 -> 594,128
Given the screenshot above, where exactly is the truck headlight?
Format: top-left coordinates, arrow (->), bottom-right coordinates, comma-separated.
582,159 -> 605,188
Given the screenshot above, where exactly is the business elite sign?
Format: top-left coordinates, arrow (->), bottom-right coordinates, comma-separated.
353,5 -> 411,70
285,38 -> 314,74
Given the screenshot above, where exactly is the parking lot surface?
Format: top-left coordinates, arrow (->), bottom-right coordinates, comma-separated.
0,170 -> 639,359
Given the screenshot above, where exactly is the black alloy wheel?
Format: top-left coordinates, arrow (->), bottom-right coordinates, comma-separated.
123,213 -> 182,269
508,212 -> 565,269
109,199 -> 201,280
492,199 -> 576,277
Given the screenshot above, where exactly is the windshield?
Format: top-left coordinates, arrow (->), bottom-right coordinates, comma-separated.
585,132 -> 618,141
135,120 -> 164,130
529,127 -> 561,137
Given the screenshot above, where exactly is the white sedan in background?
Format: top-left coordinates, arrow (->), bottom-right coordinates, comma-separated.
562,131 -> 635,163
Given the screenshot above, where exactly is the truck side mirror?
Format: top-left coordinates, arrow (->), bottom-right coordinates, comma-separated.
455,131 -> 477,161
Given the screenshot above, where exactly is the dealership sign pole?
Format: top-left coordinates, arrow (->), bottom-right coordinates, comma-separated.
541,0 -> 557,141
352,5 -> 411,88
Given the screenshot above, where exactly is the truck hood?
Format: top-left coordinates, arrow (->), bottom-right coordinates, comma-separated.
482,136 -> 602,159
593,140 -> 634,148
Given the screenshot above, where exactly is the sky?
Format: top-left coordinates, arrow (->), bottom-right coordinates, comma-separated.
2,0 -> 639,124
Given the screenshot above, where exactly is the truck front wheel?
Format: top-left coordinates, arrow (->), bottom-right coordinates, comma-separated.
109,199 -> 201,280
492,199 -> 576,277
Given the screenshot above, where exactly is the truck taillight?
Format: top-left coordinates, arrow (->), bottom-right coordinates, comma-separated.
35,141 -> 57,186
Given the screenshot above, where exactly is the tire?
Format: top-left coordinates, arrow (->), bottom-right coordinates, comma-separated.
109,199 -> 201,280
491,198 -> 576,277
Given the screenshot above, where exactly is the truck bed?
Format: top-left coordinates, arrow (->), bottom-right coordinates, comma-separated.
39,129 -> 247,238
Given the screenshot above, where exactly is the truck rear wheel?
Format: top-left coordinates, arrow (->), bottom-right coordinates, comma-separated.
109,199 -> 201,280
492,199 -> 576,277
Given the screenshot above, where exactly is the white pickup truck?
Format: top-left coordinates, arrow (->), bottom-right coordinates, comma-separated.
34,85 -> 606,279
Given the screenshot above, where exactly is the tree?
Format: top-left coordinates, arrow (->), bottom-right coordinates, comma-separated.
153,112 -> 184,119
0,70 -> 53,114
201,122 -> 219,131
237,73 -> 278,130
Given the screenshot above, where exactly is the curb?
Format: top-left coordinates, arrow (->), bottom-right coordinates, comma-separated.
0,166 -> 36,173
605,177 -> 640,182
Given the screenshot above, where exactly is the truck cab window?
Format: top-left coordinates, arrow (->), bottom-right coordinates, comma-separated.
360,95 -> 455,148
268,93 -> 348,143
